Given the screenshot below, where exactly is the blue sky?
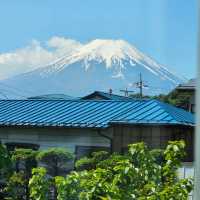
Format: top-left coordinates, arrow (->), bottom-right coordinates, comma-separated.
0,0 -> 198,79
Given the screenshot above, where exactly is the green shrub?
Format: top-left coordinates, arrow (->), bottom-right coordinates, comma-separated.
0,144 -> 12,179
31,141 -> 194,200
75,151 -> 110,171
37,148 -> 74,176
75,157 -> 94,171
29,167 -> 50,200
4,172 -> 26,200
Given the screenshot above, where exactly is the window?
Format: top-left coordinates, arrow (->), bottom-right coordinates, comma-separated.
191,104 -> 195,113
5,142 -> 39,151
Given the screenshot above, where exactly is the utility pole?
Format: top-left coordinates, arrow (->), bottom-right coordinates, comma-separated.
132,73 -> 148,99
139,73 -> 143,99
120,88 -> 134,97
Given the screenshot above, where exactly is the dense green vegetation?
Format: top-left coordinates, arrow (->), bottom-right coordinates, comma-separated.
37,148 -> 74,176
0,141 -> 193,200
130,89 -> 192,110
153,90 -> 192,110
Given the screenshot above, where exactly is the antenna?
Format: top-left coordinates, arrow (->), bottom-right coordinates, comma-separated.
131,73 -> 148,98
109,88 -> 113,95
120,88 -> 134,97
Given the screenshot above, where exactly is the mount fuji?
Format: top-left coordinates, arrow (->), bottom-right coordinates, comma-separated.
1,39 -> 185,98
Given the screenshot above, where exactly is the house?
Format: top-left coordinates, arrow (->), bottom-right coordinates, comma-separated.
0,99 -> 194,162
176,79 -> 196,113
81,90 -> 133,100
28,94 -> 76,100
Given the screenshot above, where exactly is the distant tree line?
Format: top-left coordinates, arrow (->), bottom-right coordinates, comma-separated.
130,89 -> 192,111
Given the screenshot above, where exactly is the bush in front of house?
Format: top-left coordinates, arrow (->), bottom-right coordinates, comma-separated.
0,143 -> 12,175
3,147 -> 74,200
36,148 -> 74,200
0,144 -> 12,199
36,148 -> 74,177
75,151 -> 110,171
29,140 -> 193,200
29,167 -> 50,200
4,148 -> 38,200
4,171 -> 26,200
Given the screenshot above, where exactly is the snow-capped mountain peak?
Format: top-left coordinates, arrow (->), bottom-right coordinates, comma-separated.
75,39 -> 142,67
1,39 -> 186,98
49,39 -> 156,69
41,39 -> 181,83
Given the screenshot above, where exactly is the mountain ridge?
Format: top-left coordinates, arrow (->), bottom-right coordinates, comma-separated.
0,39 -> 186,98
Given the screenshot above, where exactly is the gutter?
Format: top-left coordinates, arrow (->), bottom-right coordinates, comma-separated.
109,121 -> 195,127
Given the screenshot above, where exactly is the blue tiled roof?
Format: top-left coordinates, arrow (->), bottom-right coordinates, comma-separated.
0,99 -> 195,128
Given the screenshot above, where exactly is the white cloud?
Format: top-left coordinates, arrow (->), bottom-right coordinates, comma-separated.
0,37 -> 82,79
47,36 -> 82,54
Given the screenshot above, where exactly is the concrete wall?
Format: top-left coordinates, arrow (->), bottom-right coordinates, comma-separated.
0,126 -> 112,154
0,124 -> 194,161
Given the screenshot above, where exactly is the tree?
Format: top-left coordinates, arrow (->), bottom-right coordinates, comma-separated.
6,148 -> 38,200
54,140 -> 193,200
37,148 -> 74,200
0,143 -> 12,171
0,144 -> 12,199
153,89 -> 192,110
4,171 -> 26,200
29,167 -> 50,200
12,148 -> 38,174
75,151 -> 110,171
36,148 -> 74,177
130,89 -> 192,111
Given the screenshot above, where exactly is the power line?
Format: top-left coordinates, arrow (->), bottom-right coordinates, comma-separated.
128,73 -> 177,98
130,73 -> 148,98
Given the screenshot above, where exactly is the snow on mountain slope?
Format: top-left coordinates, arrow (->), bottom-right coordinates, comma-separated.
37,39 -> 181,82
1,39 -> 186,98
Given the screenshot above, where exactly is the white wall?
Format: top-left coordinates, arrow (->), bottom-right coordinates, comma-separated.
0,126 -> 111,153
178,163 -> 194,200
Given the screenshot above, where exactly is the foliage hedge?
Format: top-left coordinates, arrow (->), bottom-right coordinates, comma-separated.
0,141 -> 194,199
28,141 -> 193,200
